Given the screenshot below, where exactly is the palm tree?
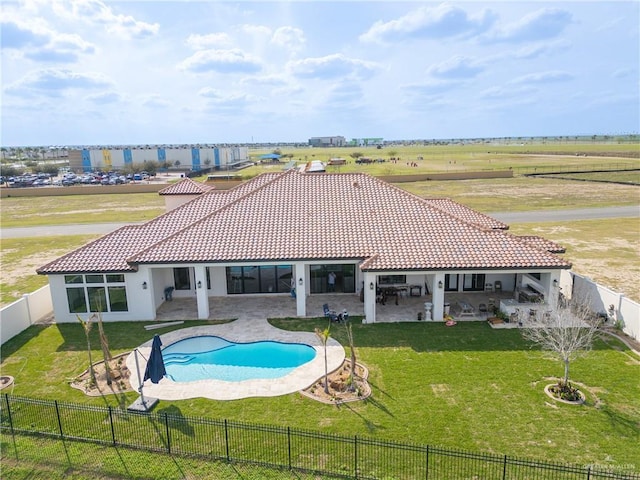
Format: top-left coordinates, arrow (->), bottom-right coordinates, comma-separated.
315,324 -> 331,394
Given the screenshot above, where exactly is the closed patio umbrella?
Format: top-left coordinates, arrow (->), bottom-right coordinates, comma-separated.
144,334 -> 166,384
128,334 -> 164,411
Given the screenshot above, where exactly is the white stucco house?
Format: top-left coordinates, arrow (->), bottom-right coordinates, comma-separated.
38,171 -> 571,323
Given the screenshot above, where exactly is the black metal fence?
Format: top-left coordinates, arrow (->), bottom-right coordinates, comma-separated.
1,395 -> 638,480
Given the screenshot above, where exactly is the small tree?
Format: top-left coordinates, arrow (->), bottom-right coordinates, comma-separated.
95,311 -> 113,385
77,313 -> 97,386
349,152 -> 363,160
343,318 -> 357,390
315,324 -> 331,394
520,297 -> 601,393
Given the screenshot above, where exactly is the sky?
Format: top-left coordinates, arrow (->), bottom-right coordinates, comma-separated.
1,1 -> 639,146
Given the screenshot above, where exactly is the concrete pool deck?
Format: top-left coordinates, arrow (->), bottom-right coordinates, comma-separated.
126,317 -> 345,401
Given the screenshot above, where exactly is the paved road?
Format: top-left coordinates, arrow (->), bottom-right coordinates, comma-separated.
1,205 -> 638,239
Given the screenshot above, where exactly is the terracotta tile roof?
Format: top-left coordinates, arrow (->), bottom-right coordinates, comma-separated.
515,235 -> 566,254
423,198 -> 508,230
158,178 -> 215,196
38,172 -> 571,274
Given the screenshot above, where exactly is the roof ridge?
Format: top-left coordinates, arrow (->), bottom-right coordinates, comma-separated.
37,225 -> 142,274
368,177 -> 499,233
127,171 -> 291,264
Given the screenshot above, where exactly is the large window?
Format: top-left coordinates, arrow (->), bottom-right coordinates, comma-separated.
173,268 -> 191,290
64,274 -> 128,313
309,264 -> 356,294
226,265 -> 292,294
463,274 -> 486,292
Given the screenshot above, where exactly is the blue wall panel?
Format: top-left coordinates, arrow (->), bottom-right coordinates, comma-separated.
214,149 -> 221,169
157,148 -> 166,162
191,148 -> 201,171
123,149 -> 133,165
81,150 -> 92,172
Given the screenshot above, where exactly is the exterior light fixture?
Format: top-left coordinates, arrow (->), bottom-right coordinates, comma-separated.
298,278 -> 303,286
142,281 -> 147,290
553,279 -> 559,287
197,280 -> 202,289
369,282 -> 374,290
438,280 -> 443,289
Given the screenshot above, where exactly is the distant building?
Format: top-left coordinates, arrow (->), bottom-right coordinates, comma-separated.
348,138 -> 384,147
308,136 -> 346,148
68,146 -> 249,173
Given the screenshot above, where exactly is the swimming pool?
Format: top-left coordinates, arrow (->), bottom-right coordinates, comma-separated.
162,335 -> 316,382
127,322 -> 345,400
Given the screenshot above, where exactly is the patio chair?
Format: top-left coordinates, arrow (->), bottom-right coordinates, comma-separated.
478,303 -> 488,314
323,303 -> 339,322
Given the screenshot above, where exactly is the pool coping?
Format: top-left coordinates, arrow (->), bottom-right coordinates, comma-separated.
126,318 -> 345,401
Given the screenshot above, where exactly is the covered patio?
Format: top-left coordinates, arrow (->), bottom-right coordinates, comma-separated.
154,291 -> 524,324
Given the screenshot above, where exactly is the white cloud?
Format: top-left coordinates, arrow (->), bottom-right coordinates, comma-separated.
142,94 -> 171,108
186,33 -> 232,50
85,90 -> 121,104
51,0 -> 159,39
509,71 -> 574,85
1,19 -> 96,63
287,54 -> 379,79
5,68 -> 112,97
241,24 -> 272,38
178,49 -> 262,74
240,75 -> 290,87
482,8 -> 573,44
360,4 -> 497,43
427,56 -> 484,79
271,26 -> 306,54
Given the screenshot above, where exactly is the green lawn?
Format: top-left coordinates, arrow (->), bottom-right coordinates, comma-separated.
0,235 -> 99,306
0,192 -> 164,227
1,319 -> 638,472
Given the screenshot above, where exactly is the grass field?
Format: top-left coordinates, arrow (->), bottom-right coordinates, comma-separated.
0,192 -> 164,228
1,319 -> 638,472
0,235 -> 99,306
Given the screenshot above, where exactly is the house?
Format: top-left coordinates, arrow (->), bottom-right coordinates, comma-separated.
37,171 -> 571,323
158,177 -> 216,211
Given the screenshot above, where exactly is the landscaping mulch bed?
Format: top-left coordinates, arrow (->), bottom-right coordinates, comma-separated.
300,360 -> 371,404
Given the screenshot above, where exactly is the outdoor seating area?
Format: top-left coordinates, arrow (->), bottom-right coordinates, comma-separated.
155,291 -> 521,324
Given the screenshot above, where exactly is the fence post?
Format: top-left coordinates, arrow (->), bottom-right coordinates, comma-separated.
54,400 -> 64,438
287,426 -> 292,470
224,419 -> 230,461
425,445 -> 429,480
354,435 -> 358,480
503,454 -> 507,480
4,394 -> 14,436
164,413 -> 171,454
586,465 -> 591,480
108,406 -> 116,446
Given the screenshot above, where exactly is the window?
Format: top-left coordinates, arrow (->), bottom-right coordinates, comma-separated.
225,265 -> 293,294
309,264 -> 357,294
378,275 -> 406,285
64,274 -> 128,314
463,274 -> 486,291
173,268 -> 191,290
66,288 -> 87,313
108,286 -> 128,311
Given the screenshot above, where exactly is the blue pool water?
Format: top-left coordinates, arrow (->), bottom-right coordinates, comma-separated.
162,335 -> 316,382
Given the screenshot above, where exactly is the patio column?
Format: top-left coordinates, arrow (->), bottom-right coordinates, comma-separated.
363,273 -> 376,323
432,273 -> 445,321
548,272 -> 561,309
194,265 -> 209,319
294,262 -> 306,317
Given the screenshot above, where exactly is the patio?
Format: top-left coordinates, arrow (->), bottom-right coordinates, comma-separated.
155,291 -> 522,323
